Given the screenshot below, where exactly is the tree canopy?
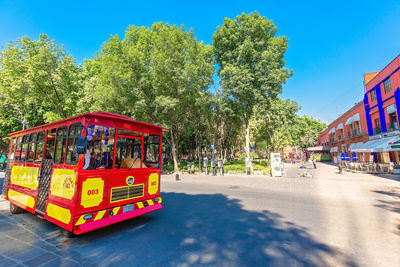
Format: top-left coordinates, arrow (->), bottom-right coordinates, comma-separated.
213,11 -> 292,161
0,13 -> 325,165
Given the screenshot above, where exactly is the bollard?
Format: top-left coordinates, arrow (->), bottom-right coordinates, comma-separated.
175,173 -> 179,181
211,158 -> 216,176
218,158 -> 223,176
203,157 -> 209,175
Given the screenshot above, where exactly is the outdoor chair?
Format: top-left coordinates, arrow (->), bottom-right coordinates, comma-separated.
367,163 -> 376,173
362,163 -> 368,172
381,163 -> 390,173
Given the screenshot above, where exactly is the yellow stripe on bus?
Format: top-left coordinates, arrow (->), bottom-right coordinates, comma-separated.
94,210 -> 106,221
8,189 -> 35,209
137,202 -> 144,209
46,203 -> 71,224
75,216 -> 86,226
112,207 -> 120,215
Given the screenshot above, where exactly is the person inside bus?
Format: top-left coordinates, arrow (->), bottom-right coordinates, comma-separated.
83,151 -> 97,170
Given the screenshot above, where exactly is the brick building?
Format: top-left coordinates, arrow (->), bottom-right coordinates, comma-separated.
318,101 -> 369,160
319,53 -> 400,170
352,54 -> 400,165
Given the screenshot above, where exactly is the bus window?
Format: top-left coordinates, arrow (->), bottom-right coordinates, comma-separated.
84,125 -> 115,169
20,134 -> 29,163
45,129 -> 57,159
9,137 -> 16,160
143,135 -> 160,168
27,132 -> 37,162
115,137 -> 143,169
14,136 -> 22,162
54,126 -> 67,164
66,123 -> 83,165
34,131 -> 45,163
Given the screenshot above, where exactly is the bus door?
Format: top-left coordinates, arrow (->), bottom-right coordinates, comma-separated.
1,137 -> 17,197
36,129 -> 56,213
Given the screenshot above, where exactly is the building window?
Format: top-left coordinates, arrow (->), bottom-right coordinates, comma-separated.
370,89 -> 377,102
389,113 -> 398,131
384,78 -> 392,93
375,118 -> 381,134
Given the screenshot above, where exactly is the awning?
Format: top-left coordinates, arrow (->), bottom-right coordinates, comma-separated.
352,139 -> 382,152
307,146 -> 329,152
345,113 -> 360,125
387,104 -> 396,114
328,128 -> 336,134
306,146 -> 323,151
348,142 -> 364,151
330,147 -> 338,153
375,135 -> 400,152
336,123 -> 344,130
353,135 -> 400,152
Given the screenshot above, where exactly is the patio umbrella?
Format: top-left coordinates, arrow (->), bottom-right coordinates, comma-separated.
345,152 -> 350,161
341,152 -> 345,161
352,151 -> 358,162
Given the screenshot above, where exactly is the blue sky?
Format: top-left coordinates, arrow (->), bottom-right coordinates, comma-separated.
1,0 -> 400,124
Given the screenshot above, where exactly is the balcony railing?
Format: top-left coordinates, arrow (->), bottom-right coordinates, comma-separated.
347,129 -> 362,138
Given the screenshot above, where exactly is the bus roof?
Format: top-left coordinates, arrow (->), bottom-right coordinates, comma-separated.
9,111 -> 168,136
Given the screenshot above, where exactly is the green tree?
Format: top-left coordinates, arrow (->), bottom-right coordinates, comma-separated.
292,116 -> 326,149
0,34 -> 81,146
81,23 -> 214,171
252,97 -> 300,155
213,11 -> 292,162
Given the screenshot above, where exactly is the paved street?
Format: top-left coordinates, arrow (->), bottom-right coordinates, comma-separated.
0,163 -> 400,266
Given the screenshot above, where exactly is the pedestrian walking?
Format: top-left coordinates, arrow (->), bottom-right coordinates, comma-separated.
337,156 -> 342,174
313,158 -> 317,169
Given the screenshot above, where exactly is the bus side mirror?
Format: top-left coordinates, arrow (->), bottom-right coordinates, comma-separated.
77,137 -> 87,154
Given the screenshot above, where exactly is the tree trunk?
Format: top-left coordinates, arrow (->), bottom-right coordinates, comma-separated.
198,114 -> 202,172
265,117 -> 270,160
245,106 -> 252,174
170,129 -> 179,172
245,107 -> 250,159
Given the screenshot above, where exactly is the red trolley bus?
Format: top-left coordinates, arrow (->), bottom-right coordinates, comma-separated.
1,111 -> 166,237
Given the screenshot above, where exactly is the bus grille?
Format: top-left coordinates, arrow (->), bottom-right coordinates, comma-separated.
111,184 -> 144,202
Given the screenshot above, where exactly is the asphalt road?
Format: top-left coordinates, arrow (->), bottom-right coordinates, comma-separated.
0,163 -> 399,266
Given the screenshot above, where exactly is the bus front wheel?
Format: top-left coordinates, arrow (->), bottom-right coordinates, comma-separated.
10,203 -> 24,214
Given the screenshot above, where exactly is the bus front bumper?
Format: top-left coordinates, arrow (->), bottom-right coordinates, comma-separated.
74,198 -> 163,235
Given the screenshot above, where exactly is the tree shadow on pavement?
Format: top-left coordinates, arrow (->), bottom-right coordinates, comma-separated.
61,192 -> 357,267
372,188 -> 400,236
